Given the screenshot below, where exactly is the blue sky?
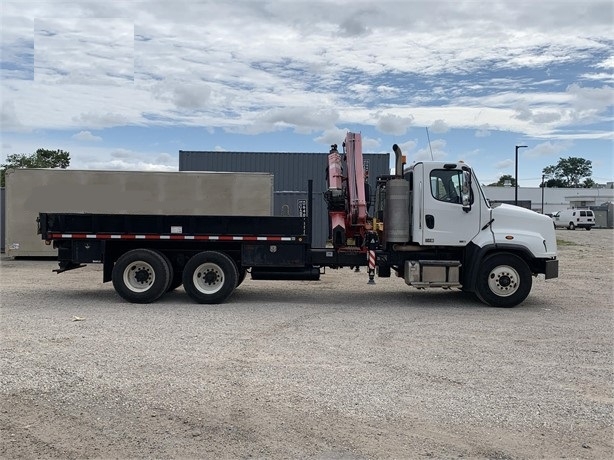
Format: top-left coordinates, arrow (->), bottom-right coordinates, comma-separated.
1,0 -> 613,186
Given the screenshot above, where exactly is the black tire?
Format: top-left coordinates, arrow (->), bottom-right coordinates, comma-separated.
568,222 -> 575,230
159,252 -> 182,292
182,251 -> 239,304
167,271 -> 184,291
112,249 -> 171,303
475,253 -> 532,308
585,227 -> 591,231
461,289 -> 481,302
236,268 -> 247,287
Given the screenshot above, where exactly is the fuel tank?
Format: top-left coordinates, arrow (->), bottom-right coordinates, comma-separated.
383,179 -> 410,243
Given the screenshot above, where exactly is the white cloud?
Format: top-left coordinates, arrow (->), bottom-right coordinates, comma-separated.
1,2 -> 609,142
566,83 -> 613,114
375,113 -> 414,135
395,140 -> 417,156
362,136 -> 381,152
475,125 -> 492,137
0,0 -> 611,180
525,141 -> 574,158
172,85 -> 212,110
314,127 -> 349,147
1,100 -> 27,132
413,139 -> 447,161
242,107 -> 340,135
110,149 -> 133,159
430,119 -> 449,134
580,72 -> 614,84
72,111 -> 132,129
33,18 -> 134,85
80,147 -> 177,171
83,159 -> 176,172
495,159 -> 514,169
72,130 -> 102,142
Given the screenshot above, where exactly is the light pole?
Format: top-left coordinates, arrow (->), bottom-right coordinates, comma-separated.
541,174 -> 545,214
514,145 -> 528,206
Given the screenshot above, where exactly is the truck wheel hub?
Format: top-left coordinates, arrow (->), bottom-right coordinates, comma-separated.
201,270 -> 218,285
134,269 -> 151,284
497,274 -> 511,287
488,266 -> 519,296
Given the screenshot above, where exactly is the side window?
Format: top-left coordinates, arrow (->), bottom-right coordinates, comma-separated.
430,170 -> 465,204
587,211 -> 594,217
580,211 -> 586,217
572,212 -> 576,216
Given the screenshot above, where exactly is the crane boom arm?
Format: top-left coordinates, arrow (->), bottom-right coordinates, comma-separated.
343,132 -> 367,227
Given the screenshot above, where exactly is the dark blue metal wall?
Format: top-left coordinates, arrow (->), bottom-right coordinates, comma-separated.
179,151 -> 390,246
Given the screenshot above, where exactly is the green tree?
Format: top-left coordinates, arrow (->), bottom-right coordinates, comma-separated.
542,157 -> 592,188
544,178 -> 567,188
488,174 -> 516,187
582,178 -> 596,188
1,149 -> 70,186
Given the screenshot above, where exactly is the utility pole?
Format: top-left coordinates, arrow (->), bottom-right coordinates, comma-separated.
541,174 -> 545,214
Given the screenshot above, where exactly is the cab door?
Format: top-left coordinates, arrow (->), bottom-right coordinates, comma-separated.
418,166 -> 482,246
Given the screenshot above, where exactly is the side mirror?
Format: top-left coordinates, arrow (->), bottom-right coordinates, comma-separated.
462,170 -> 472,212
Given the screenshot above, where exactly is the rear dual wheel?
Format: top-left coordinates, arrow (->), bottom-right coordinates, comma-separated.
112,249 -> 172,304
182,251 -> 239,304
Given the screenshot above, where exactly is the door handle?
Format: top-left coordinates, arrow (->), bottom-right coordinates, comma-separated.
425,214 -> 435,229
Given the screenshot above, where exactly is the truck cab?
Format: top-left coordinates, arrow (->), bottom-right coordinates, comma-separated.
374,160 -> 558,307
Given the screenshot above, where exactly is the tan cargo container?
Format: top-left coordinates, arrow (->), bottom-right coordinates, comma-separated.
5,168 -> 274,257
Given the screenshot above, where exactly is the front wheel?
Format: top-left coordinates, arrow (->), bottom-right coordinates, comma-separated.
475,253 -> 532,308
182,251 -> 239,304
112,249 -> 171,303
568,222 -> 575,230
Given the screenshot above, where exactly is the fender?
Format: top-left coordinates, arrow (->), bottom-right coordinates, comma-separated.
462,242 -> 546,292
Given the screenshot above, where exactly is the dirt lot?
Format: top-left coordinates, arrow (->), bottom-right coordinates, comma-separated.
1,229 -> 612,459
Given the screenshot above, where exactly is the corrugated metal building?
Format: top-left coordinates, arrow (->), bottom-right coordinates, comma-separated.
179,151 -> 391,246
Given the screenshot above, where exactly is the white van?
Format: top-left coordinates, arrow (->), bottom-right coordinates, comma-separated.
552,209 -> 596,230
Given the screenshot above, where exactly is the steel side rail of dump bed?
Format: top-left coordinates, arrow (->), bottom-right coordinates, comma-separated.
38,213 -> 306,239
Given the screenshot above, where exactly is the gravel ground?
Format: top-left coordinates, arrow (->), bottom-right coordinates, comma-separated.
1,229 -> 613,459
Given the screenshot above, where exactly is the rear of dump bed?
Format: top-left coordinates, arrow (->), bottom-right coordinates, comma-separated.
38,212 -> 316,304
